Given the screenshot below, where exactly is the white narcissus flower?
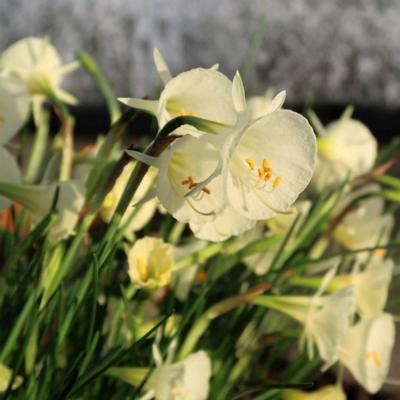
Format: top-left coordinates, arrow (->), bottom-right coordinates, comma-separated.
310,108 -> 377,191
148,351 -> 211,400
339,313 -> 395,394
128,134 -> 225,225
327,258 -> 394,318
282,384 -> 346,400
0,176 -> 85,243
0,75 -> 29,144
127,237 -> 175,289
333,184 -> 394,260
0,363 -> 23,392
119,49 -> 236,132
101,161 -> 158,239
0,147 -> 21,211
0,37 -> 78,122
253,270 -> 356,365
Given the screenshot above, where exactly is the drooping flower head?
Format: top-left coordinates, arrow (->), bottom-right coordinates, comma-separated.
0,37 -> 78,122
339,313 -> 396,394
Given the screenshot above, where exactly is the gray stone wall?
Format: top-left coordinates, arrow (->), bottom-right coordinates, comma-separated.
1,0 -> 399,107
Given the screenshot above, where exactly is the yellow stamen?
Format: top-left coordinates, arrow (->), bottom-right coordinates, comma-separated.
137,257 -> 148,282
264,172 -> 271,182
272,176 -> 282,189
178,108 -> 196,116
262,159 -> 269,169
182,176 -> 210,194
0,115 -> 5,124
245,158 -> 256,170
366,350 -> 382,367
201,187 -> 211,195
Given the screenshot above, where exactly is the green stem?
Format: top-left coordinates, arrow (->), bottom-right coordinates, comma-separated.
25,109 -> 50,183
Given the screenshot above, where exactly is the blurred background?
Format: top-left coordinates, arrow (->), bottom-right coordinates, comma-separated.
0,0 -> 399,139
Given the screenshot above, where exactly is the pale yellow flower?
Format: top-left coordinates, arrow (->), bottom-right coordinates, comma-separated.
0,363 -> 23,392
127,237 -> 175,289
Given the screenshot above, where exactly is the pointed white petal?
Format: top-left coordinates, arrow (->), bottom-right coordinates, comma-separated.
232,70 -> 247,113
153,48 -> 172,85
118,98 -> 159,116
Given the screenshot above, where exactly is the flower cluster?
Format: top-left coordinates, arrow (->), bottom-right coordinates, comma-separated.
0,38 -> 399,400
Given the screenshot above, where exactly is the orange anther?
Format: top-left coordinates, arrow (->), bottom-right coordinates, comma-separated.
201,187 -> 211,194
262,159 -> 269,169
245,158 -> 256,170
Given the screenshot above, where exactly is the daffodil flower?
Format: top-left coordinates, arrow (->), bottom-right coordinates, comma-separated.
101,161 -> 158,239
282,384 -> 346,400
119,49 -> 236,132
127,237 -> 175,289
339,313 -> 395,394
310,107 -> 377,191
0,75 -> 29,144
186,74 -> 315,239
147,350 -> 211,400
0,37 -> 78,123
107,349 -> 211,400
253,269 -> 356,365
128,134 -> 226,225
326,259 -> 393,318
333,184 -> 394,259
0,177 -> 85,242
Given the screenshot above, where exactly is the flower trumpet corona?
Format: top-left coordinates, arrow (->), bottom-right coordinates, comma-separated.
127,237 -> 175,289
338,313 -> 395,394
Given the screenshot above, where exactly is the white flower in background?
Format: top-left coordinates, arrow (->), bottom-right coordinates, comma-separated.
339,313 -> 395,394
0,363 -> 23,392
333,184 -> 394,257
253,270 -> 356,365
127,237 -> 175,289
101,161 -> 158,240
309,108 -> 377,191
282,384 -> 346,400
0,75 -> 29,144
119,49 -> 236,132
0,147 -> 21,211
0,37 -> 78,122
0,175 -> 85,243
247,88 -> 286,121
148,351 -> 211,400
326,258 -> 394,318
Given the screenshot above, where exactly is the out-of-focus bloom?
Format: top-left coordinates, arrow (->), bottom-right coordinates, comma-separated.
0,363 -> 23,392
282,384 -> 346,400
0,176 -> 85,242
0,37 -> 78,122
254,270 -> 356,365
310,108 -> 377,191
148,351 -> 211,400
0,75 -> 29,144
339,313 -> 395,394
107,350 -> 211,400
127,237 -> 175,289
333,184 -> 394,257
119,49 -> 236,132
0,147 -> 21,211
247,88 -> 286,121
101,161 -> 158,239
327,258 -> 393,318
